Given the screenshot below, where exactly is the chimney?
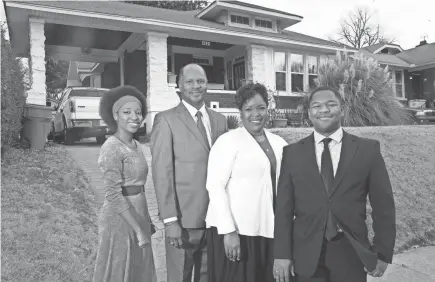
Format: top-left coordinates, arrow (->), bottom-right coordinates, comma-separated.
416,39 -> 427,47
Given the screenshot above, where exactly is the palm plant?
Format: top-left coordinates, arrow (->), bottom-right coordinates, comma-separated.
315,51 -> 409,126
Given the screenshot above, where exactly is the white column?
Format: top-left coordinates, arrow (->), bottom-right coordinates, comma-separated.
246,44 -> 274,89
119,55 -> 125,86
145,31 -> 179,133
28,18 -> 47,105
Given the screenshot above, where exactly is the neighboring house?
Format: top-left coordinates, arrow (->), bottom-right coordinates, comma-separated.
359,41 -> 435,106
4,0 -> 355,132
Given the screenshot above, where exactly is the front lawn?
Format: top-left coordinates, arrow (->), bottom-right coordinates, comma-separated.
1,145 -> 98,281
272,125 -> 435,253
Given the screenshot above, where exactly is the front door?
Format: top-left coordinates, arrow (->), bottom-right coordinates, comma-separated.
233,61 -> 245,90
411,73 -> 422,99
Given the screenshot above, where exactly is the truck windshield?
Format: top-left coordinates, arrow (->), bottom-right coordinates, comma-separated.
69,89 -> 108,98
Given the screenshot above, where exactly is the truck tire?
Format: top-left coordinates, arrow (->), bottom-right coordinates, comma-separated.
63,124 -> 75,145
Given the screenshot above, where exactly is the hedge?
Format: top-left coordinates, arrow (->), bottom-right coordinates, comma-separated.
1,26 -> 28,151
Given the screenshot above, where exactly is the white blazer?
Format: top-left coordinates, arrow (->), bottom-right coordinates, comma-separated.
205,126 -> 288,238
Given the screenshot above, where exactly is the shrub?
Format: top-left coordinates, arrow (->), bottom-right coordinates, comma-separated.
315,51 -> 410,126
227,115 -> 241,129
1,26 -> 28,151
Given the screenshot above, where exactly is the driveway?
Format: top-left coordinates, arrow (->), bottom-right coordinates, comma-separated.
64,139 -> 167,282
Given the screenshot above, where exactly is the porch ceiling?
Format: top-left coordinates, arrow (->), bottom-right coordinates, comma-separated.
45,23 -> 131,50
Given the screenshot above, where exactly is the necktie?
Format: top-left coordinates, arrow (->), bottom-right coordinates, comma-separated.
321,138 -> 338,240
196,111 -> 210,149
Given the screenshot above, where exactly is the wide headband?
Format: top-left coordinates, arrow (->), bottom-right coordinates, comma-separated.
112,95 -> 142,116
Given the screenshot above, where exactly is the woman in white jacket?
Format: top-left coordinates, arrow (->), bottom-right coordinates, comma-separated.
206,82 -> 288,282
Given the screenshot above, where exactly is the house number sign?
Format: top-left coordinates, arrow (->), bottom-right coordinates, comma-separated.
202,41 -> 211,47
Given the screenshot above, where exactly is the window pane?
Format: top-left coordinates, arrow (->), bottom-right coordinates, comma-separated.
291,54 -> 304,73
267,21 -> 272,28
243,17 -> 249,25
276,73 -> 286,91
309,75 -> 318,90
307,56 -> 318,74
396,84 -> 403,97
274,52 -> 286,72
291,74 -> 304,92
395,71 -> 402,83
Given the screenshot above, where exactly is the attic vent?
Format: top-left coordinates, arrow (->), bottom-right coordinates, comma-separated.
230,15 -> 250,25
255,19 -> 272,29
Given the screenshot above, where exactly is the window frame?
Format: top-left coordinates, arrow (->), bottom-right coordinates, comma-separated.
393,69 -> 405,99
274,51 -> 287,91
290,53 -> 305,93
307,55 -> 319,91
254,16 -> 275,31
229,12 -> 252,27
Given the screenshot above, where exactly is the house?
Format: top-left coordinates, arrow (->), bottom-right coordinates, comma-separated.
4,0 -> 355,133
359,41 -> 435,107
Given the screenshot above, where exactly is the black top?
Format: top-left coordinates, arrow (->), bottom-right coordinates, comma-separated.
256,136 -> 277,210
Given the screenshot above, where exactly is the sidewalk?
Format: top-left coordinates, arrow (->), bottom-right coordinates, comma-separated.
368,246 -> 435,282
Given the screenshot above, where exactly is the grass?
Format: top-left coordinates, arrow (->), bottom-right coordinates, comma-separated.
1,144 -> 98,281
271,125 -> 435,253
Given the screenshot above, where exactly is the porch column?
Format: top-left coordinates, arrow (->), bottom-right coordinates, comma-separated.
246,44 -> 274,89
145,31 -> 179,133
22,18 -> 52,149
28,18 -> 47,105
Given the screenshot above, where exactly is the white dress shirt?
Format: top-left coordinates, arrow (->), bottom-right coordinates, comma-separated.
163,100 -> 212,224
313,127 -> 343,176
205,127 -> 288,238
313,127 -> 344,232
182,100 -> 212,147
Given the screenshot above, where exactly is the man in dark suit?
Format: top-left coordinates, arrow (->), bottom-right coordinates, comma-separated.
150,64 -> 228,282
273,86 -> 396,282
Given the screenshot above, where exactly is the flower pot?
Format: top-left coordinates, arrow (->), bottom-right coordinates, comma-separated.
168,74 -> 177,84
272,118 -> 287,128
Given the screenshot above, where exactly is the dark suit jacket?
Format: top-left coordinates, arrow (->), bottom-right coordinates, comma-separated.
150,102 -> 228,228
274,131 -> 396,277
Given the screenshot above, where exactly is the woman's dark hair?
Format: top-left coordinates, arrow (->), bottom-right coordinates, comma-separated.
235,82 -> 269,110
308,86 -> 344,106
99,85 -> 147,132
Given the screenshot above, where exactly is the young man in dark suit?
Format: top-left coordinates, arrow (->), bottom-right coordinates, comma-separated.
273,87 -> 396,282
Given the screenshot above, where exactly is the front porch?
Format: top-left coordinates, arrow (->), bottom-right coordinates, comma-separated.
6,1 -> 349,135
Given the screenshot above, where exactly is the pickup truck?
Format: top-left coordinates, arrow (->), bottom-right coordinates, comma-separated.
51,87 -> 110,144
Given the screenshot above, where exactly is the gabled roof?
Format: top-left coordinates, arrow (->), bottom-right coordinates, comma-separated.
214,1 -> 302,18
362,43 -> 403,54
5,0 -> 348,51
196,1 -> 303,30
358,49 -> 409,67
396,43 -> 435,66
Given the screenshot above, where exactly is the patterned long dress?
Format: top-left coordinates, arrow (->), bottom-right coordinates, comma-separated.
93,136 -> 156,282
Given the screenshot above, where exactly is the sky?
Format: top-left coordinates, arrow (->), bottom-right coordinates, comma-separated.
241,0 -> 435,50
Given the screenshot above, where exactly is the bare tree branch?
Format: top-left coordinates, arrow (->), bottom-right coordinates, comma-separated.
331,7 -> 394,49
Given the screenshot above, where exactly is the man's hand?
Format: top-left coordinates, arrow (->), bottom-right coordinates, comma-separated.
366,259 -> 389,277
224,231 -> 240,262
165,221 -> 183,248
273,259 -> 294,282
136,228 -> 150,248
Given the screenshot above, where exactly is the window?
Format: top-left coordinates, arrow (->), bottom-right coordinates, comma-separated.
307,56 -> 319,91
230,15 -> 250,25
193,56 -> 211,66
255,19 -> 272,29
274,52 -> 287,91
290,54 -> 304,92
394,70 -> 403,98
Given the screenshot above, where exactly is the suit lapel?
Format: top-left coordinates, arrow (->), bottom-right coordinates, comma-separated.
329,131 -> 358,198
176,103 -> 210,152
303,134 -> 328,197
206,107 -> 218,145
